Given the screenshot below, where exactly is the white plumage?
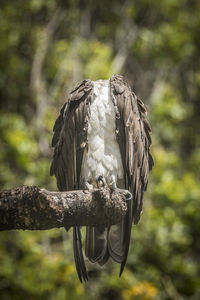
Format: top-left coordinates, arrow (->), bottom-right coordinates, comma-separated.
81,80 -> 123,185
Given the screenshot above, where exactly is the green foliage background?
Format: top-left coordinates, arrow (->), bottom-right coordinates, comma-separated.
0,0 -> 200,299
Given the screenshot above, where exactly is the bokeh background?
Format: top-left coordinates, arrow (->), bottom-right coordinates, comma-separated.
0,0 -> 200,299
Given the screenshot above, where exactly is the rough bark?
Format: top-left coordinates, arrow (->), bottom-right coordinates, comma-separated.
0,186 -> 127,231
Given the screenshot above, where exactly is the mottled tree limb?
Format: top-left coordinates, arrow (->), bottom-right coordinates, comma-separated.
0,186 -> 127,231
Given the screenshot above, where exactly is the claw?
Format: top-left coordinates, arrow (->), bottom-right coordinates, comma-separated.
113,187 -> 133,201
125,190 -> 133,201
96,175 -> 106,188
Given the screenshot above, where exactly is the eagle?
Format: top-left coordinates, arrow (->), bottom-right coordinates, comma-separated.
50,74 -> 154,282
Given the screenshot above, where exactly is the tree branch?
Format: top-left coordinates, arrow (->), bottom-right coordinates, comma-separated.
0,186 -> 127,231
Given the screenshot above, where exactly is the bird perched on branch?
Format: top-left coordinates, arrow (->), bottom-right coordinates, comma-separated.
50,75 -> 154,282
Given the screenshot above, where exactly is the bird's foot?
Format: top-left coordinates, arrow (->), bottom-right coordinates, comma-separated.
96,175 -> 106,188
124,190 -> 133,201
83,181 -> 93,191
111,187 -> 133,202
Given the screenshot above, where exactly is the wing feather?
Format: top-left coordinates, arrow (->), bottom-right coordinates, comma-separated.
111,75 -> 153,223
110,75 -> 154,274
50,79 -> 93,190
50,79 -> 93,282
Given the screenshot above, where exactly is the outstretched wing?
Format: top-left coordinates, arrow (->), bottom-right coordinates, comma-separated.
110,75 -> 154,273
50,79 -> 93,282
50,79 -> 93,191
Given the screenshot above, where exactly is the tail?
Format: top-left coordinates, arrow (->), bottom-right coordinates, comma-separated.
73,226 -> 88,282
108,212 -> 132,277
85,227 -> 109,265
85,214 -> 132,276
74,195 -> 133,280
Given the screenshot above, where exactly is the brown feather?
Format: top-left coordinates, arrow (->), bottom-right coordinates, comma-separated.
50,79 -> 93,191
110,75 -> 153,274
111,75 -> 153,224
50,79 -> 93,282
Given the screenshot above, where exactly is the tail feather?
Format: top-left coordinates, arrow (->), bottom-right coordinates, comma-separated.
108,223 -> 125,263
108,196 -> 133,276
74,190 -> 133,280
97,247 -> 110,266
119,199 -> 133,276
73,227 -> 88,282
85,220 -> 131,274
85,227 -> 108,264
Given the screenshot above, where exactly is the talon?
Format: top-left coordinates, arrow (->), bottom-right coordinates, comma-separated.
125,190 -> 133,201
113,187 -> 133,201
96,175 -> 106,188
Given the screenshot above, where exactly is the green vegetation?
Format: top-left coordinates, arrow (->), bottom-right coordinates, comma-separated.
0,0 -> 200,299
